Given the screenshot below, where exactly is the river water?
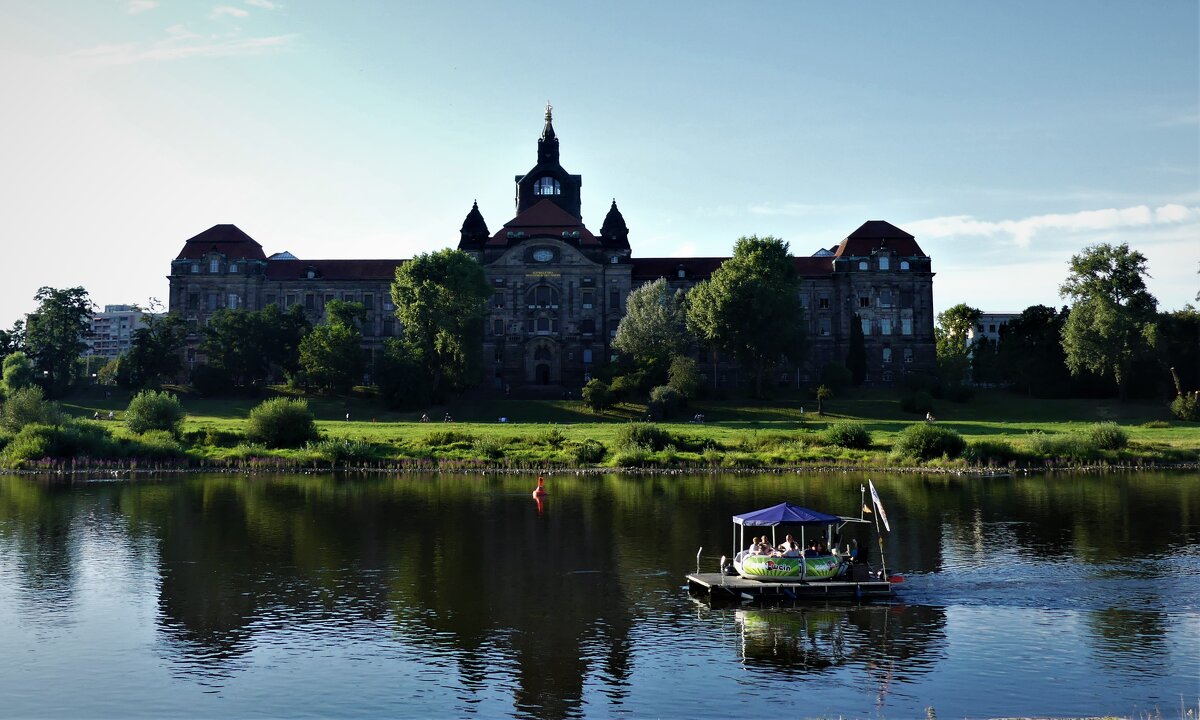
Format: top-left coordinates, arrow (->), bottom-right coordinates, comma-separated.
0,471 -> 1196,719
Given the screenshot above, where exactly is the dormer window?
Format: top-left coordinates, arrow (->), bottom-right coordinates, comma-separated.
190,263 -> 199,274
209,259 -> 220,273
677,268 -> 686,278
900,260 -> 911,271
534,177 -> 561,196
306,269 -> 316,279
858,261 -> 868,271
878,256 -> 890,271
610,256 -> 619,264
230,263 -> 239,273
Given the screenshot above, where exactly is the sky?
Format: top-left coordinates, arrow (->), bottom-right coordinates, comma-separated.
0,1 -> 1196,322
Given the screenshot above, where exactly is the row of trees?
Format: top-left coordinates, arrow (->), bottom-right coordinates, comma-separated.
936,243 -> 1198,404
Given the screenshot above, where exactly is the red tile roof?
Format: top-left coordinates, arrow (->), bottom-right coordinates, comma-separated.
632,256 -> 833,281
834,220 -> 925,258
175,224 -> 267,261
265,259 -> 405,281
487,199 -> 599,247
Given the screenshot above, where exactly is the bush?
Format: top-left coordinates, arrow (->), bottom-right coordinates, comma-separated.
900,391 -> 935,416
1140,420 -> 1170,429
473,436 -> 504,460
1,421 -> 118,464
181,428 -> 244,447
581,379 -> 613,413
822,421 -> 871,449
1,351 -> 35,397
1084,422 -> 1128,450
614,422 -> 675,451
130,430 -> 186,460
819,363 -> 853,390
647,385 -> 681,420
125,390 -> 185,435
571,439 -> 606,464
0,386 -> 61,433
611,447 -> 653,467
608,374 -> 641,401
893,423 -> 966,460
667,355 -> 701,400
423,430 -> 476,446
245,398 -> 319,448
305,438 -> 378,464
537,426 -> 567,449
1171,392 -> 1199,421
962,439 -> 1021,466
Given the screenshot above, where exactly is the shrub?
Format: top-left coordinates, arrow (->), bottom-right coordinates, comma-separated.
245,397 -> 319,448
305,438 -> 378,464
571,439 -> 606,464
822,421 -> 871,449
608,374 -> 641,401
893,423 -> 966,460
899,391 -> 935,416
611,447 -> 653,467
0,386 -> 61,433
227,442 -> 271,460
1140,420 -> 1170,429
614,422 -> 674,451
1,351 -> 35,397
962,439 -> 1021,466
0,429 -> 12,453
667,355 -> 701,400
819,363 -> 853,390
537,426 -> 567,449
130,430 -> 186,459
125,390 -> 185,435
181,428 -> 244,447
581,379 -> 613,413
1,421 -> 118,464
423,430 -> 477,446
473,436 -> 504,460
1084,422 -> 1128,450
1170,392 -> 1199,421
647,385 -> 681,420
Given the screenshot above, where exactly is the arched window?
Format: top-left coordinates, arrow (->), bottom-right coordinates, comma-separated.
878,256 -> 890,270
858,260 -> 868,271
534,177 -> 561,196
882,347 -> 893,364
527,285 -> 559,307
900,260 -> 910,271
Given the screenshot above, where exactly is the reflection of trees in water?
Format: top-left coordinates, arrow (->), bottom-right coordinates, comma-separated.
1085,606 -> 1172,679
733,603 -> 946,686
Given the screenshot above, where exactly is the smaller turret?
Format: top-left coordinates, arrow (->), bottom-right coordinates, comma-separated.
600,199 -> 630,249
459,200 -> 490,248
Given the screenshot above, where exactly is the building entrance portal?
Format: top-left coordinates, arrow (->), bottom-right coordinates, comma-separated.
526,341 -> 559,385
535,363 -> 550,385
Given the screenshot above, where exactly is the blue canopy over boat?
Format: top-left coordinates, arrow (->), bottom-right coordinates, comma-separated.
733,502 -> 843,527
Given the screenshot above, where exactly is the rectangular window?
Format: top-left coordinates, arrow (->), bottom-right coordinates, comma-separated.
859,296 -> 870,308
882,347 -> 893,364
325,293 -> 336,307
230,263 -> 239,273
878,257 -> 890,271
493,292 -> 505,308
383,318 -> 394,336
610,288 -> 620,311
902,318 -> 913,335
861,318 -> 870,335
581,289 -> 594,309
343,293 -> 354,302
536,317 -> 550,332
582,348 -> 593,363
187,294 -> 198,310
819,294 -> 830,309
900,291 -> 914,309
305,294 -> 315,310
207,293 -> 218,311
799,294 -> 809,308
989,324 -> 996,333
881,318 -> 892,335
880,290 -> 892,308
363,294 -> 374,313
903,347 -> 914,363
285,294 -> 296,308
819,317 -> 831,336
493,319 -> 504,336
581,318 -> 595,334
190,264 -> 200,274
227,294 -> 239,310
209,259 -> 219,273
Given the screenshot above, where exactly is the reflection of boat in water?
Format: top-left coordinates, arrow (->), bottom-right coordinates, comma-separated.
689,494 -> 898,602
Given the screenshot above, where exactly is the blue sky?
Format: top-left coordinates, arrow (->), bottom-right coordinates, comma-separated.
1,1 -> 1196,320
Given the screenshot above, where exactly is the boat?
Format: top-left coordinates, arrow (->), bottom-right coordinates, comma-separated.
729,502 -> 877,583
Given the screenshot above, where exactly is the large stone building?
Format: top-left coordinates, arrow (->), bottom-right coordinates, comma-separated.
169,108 -> 936,390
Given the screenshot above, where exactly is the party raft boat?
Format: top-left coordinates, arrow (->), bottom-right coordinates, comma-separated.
687,494 -> 899,603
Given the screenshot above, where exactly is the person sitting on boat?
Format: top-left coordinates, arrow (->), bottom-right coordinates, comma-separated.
804,540 -> 820,558
816,540 -> 829,556
778,534 -> 800,553
758,536 -> 776,555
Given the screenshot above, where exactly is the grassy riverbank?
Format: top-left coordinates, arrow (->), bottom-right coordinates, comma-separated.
1,385 -> 1187,472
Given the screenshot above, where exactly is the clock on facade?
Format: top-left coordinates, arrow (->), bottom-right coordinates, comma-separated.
532,248 -> 554,262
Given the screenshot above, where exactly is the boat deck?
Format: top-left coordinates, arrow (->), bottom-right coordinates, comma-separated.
687,573 -> 893,602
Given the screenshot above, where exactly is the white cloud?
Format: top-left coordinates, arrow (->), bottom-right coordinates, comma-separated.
245,0 -> 279,8
69,24 -> 295,65
907,203 -> 1200,249
212,5 -> 250,18
126,0 -> 158,14
748,202 -> 861,217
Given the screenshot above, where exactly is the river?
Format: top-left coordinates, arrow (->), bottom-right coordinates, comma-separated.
0,471 -> 1196,718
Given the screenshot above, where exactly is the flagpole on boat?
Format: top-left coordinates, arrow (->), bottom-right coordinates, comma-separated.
868,480 -> 888,579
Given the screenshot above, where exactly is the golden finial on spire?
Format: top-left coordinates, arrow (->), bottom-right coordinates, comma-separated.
545,101 -> 553,122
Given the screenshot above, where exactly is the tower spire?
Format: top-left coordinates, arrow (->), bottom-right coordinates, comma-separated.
537,101 -> 559,164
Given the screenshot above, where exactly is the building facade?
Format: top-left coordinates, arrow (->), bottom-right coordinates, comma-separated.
87,305 -> 156,359
169,109 -> 937,389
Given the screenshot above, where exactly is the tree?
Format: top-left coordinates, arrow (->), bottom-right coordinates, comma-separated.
1157,306 -> 1199,396
299,301 -> 366,394
846,314 -> 866,386
612,278 -> 689,386
0,320 -> 24,365
667,355 -> 700,400
996,305 -> 1072,397
198,304 -> 311,390
934,303 -> 981,389
815,384 -> 832,415
581,378 -> 613,413
390,249 -> 490,401
686,236 -> 806,396
122,313 -> 187,389
1,351 -> 35,399
1059,243 -> 1158,400
376,338 -> 432,409
24,287 -> 93,397
125,390 -> 185,435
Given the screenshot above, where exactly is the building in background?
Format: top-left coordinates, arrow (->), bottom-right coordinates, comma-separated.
967,312 -> 1021,348
168,108 -> 938,390
88,304 -> 156,359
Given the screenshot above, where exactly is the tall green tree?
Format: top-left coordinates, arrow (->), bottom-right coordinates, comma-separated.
1,351 -> 35,399
199,304 -> 311,390
0,320 -> 24,365
934,303 -> 981,388
1156,306 -> 1199,394
299,300 -> 367,394
996,305 -> 1072,397
612,278 -> 689,387
376,339 -> 432,409
122,313 -> 188,389
686,236 -> 806,396
1059,243 -> 1158,400
390,249 -> 490,401
24,287 -> 93,397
